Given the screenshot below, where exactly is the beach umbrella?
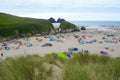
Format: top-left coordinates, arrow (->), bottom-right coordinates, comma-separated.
57,52 -> 66,59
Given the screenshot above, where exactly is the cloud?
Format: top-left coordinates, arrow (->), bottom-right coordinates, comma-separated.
1,0 -> 120,8
0,0 -> 120,20
16,12 -> 120,21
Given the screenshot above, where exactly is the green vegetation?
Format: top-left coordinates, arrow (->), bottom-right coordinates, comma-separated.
0,13 -> 78,37
0,52 -> 120,80
0,55 -> 53,80
0,13 -> 54,37
59,21 -> 77,32
0,13 -> 25,24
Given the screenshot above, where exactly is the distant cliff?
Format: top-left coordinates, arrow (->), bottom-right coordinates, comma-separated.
48,17 -> 79,33
48,17 -> 65,23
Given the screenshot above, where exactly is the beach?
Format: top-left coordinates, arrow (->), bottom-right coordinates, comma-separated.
0,26 -> 120,59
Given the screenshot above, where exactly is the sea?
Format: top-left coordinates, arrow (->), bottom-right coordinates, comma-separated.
70,21 -> 120,27
52,21 -> 120,32
70,21 -> 120,32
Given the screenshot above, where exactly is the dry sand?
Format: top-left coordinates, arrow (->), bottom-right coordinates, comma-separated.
0,27 -> 120,59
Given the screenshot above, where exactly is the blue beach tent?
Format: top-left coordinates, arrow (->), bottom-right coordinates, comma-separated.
5,47 -> 10,50
79,39 -> 85,44
104,39 -> 115,43
13,40 -> 19,44
66,54 -> 71,58
23,38 -> 28,41
27,44 -> 33,47
68,47 -> 78,52
88,39 -> 96,43
2,43 -> 8,46
49,37 -> 56,41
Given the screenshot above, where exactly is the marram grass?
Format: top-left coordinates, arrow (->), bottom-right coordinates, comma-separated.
0,52 -> 120,80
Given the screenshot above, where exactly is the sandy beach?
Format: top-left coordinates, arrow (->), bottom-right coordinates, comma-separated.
0,27 -> 120,59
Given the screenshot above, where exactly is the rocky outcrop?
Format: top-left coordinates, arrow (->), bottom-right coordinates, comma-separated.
59,21 -> 78,33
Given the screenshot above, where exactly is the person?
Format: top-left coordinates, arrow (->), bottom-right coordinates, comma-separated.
1,53 -> 3,57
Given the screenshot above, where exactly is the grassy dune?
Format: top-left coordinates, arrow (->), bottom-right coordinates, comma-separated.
0,13 -> 25,24
0,52 -> 120,80
0,13 -> 78,37
0,13 -> 54,37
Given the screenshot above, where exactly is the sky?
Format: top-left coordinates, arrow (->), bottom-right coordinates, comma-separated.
0,0 -> 120,21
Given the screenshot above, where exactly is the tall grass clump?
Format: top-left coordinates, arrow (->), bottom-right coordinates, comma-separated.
112,57 -> 120,80
0,55 -> 52,80
0,52 -> 120,80
63,52 -> 120,80
64,60 -> 87,80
